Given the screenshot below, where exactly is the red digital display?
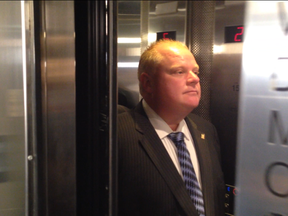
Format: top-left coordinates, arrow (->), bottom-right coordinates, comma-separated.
225,25 -> 244,43
157,31 -> 176,41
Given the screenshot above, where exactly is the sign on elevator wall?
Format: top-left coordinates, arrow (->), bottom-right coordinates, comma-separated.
235,2 -> 288,216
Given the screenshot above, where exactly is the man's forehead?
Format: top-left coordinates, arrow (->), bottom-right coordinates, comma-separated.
158,46 -> 193,59
158,45 -> 191,57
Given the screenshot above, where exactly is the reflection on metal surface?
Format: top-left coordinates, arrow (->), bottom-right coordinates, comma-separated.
271,58 -> 288,91
0,1 -> 26,215
5,89 -> 24,117
278,2 -> 288,36
0,137 -> 8,183
213,44 -> 243,54
235,2 -> 288,215
155,1 -> 178,15
39,1 -> 76,215
118,62 -> 139,68
118,37 -> 141,43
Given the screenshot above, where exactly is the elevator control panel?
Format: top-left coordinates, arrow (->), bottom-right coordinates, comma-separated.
225,184 -> 237,216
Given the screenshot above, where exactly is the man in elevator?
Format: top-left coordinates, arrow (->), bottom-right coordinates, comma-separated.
118,40 -> 225,216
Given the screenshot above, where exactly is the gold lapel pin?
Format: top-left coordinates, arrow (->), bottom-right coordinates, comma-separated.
201,134 -> 205,140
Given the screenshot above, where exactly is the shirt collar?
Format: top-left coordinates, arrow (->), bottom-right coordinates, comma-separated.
142,100 -> 190,141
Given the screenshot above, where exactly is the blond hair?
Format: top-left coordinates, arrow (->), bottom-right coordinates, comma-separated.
138,40 -> 189,94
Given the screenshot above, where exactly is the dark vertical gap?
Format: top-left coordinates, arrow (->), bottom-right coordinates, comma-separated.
75,1 -> 109,215
108,1 -> 118,215
33,1 -> 47,216
74,1 -> 91,215
95,1 -> 109,215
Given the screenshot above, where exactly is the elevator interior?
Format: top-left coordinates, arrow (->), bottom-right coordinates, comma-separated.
0,1 -> 246,215
117,1 -> 245,215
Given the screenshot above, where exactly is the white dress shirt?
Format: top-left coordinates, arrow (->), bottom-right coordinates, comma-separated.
142,100 -> 202,188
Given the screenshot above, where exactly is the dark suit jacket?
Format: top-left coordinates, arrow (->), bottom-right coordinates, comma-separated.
118,101 -> 225,216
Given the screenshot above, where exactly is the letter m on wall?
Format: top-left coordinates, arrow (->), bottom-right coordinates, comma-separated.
268,110 -> 288,145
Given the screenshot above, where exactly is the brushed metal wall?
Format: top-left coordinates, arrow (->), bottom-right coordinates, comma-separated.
235,2 -> 288,215
210,2 -> 245,215
211,1 -> 245,186
39,1 -> 76,215
0,1 -> 26,215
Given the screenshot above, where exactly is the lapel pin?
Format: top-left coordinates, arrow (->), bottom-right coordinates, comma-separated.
201,134 -> 205,140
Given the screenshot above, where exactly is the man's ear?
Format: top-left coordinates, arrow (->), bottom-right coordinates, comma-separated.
140,72 -> 153,93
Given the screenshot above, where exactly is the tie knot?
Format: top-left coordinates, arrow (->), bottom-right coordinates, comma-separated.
168,132 -> 184,144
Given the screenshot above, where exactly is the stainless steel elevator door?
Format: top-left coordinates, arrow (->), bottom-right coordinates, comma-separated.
0,1 -> 26,215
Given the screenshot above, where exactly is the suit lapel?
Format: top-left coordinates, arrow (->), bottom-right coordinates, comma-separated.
133,103 -> 198,216
186,117 -> 215,216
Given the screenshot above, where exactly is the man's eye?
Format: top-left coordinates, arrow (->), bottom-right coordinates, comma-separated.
177,71 -> 183,74
194,71 -> 200,75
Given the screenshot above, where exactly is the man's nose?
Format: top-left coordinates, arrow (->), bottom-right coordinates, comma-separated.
187,71 -> 200,83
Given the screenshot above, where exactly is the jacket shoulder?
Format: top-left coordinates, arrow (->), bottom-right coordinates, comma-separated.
118,110 -> 135,130
187,113 -> 215,130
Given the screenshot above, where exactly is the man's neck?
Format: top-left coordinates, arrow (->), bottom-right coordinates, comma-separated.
168,123 -> 179,131
143,99 -> 188,131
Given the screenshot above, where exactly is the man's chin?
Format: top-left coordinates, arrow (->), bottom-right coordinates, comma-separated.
186,100 -> 200,109
180,103 -> 199,114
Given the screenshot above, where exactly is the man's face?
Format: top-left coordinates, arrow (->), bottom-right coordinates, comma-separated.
150,45 -> 201,115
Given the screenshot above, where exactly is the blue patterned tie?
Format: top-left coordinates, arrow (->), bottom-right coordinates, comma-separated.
168,132 -> 205,216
